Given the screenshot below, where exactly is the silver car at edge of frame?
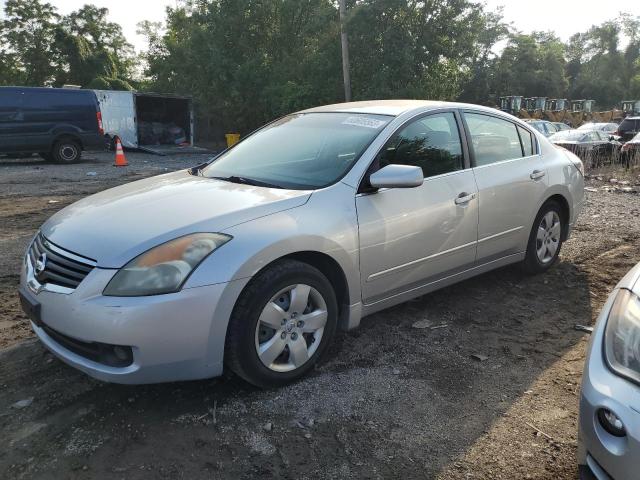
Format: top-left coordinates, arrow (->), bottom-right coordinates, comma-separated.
578,262 -> 640,480
18,100 -> 585,388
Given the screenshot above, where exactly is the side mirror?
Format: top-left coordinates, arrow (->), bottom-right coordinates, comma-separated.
369,164 -> 424,189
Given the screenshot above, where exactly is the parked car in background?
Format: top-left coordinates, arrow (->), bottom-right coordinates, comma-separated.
0,87 -> 106,163
578,122 -> 619,135
552,122 -> 571,132
549,129 -> 621,167
524,119 -> 559,137
621,132 -> 640,167
579,261 -> 640,480
18,100 -> 584,388
614,116 -> 640,142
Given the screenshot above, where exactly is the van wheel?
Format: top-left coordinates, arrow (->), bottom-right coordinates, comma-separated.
52,139 -> 81,163
225,259 -> 338,388
523,200 -> 564,274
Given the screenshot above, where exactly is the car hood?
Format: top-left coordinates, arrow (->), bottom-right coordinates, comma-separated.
42,171 -> 312,268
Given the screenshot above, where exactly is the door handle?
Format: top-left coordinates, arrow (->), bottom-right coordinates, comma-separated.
454,192 -> 475,205
530,170 -> 546,180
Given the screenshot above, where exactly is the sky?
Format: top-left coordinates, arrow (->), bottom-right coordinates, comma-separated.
1,0 -> 640,52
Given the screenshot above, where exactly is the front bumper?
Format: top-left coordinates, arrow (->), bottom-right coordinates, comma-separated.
20,253 -> 248,384
578,292 -> 640,480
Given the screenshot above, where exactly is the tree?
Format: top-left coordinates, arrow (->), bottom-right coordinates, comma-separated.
0,0 -> 60,86
491,32 -> 567,99
0,0 -> 135,88
55,4 -> 135,87
141,0 -> 507,134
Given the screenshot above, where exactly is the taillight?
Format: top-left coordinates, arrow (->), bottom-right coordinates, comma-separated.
96,111 -> 104,135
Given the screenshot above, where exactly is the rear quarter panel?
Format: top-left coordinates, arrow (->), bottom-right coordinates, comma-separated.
537,136 -> 585,228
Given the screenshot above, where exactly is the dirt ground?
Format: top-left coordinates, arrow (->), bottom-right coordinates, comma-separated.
1,152 -> 640,479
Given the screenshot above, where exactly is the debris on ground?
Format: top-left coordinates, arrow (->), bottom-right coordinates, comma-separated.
11,397 -> 34,409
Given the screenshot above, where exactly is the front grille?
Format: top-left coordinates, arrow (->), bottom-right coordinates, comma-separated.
41,323 -> 133,367
29,233 -> 95,289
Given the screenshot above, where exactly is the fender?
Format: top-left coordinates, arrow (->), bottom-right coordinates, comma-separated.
186,183 -> 362,309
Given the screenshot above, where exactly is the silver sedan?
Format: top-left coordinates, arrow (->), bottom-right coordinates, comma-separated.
18,100 -> 585,387
579,262 -> 640,480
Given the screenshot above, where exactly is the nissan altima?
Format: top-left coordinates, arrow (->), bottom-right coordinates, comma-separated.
578,261 -> 640,480
18,100 -> 584,387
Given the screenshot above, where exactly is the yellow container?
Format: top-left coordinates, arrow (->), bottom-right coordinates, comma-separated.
225,133 -> 241,148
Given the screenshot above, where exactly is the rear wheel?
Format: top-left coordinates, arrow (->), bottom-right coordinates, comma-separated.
523,200 -> 564,274
51,139 -> 81,163
225,259 -> 338,388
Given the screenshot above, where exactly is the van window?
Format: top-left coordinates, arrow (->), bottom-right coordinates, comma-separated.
376,112 -> 464,178
23,91 -> 94,109
465,113 -> 524,166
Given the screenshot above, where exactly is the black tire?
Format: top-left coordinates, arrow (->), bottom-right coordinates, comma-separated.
225,259 -> 338,388
51,138 -> 81,163
523,200 -> 565,274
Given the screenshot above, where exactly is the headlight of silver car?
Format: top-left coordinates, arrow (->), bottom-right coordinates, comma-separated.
604,289 -> 640,384
103,233 -> 231,296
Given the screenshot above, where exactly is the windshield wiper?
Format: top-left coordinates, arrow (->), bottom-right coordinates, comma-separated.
210,175 -> 283,189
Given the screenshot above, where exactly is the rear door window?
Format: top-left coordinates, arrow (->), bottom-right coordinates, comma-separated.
465,113 -> 524,166
517,125 -> 535,156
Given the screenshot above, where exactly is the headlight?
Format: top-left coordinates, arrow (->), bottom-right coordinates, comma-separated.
604,289 -> 640,384
103,233 -> 231,296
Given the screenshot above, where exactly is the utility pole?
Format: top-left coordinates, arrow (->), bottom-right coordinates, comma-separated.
339,0 -> 352,102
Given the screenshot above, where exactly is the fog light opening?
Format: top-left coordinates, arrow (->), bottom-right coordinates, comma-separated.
598,408 -> 626,437
113,346 -> 130,361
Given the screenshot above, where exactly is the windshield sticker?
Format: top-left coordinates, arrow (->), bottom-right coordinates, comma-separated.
342,116 -> 387,129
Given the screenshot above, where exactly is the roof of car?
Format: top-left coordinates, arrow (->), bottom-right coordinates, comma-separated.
299,100 -> 505,117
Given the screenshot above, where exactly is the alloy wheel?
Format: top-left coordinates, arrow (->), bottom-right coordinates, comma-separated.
254,284 -> 327,372
536,211 -> 561,264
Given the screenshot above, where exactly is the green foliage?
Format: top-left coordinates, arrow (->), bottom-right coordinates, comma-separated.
86,76 -> 133,91
491,32 -> 568,99
0,0 -> 60,86
3,0 -> 640,135
0,0 -> 135,88
141,0 -> 505,134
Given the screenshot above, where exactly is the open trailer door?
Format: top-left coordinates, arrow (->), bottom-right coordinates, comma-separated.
134,93 -> 211,155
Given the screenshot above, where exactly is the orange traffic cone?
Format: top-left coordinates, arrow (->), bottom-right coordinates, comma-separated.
113,136 -> 128,167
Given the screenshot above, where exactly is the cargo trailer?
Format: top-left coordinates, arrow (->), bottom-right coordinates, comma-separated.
93,90 -> 208,155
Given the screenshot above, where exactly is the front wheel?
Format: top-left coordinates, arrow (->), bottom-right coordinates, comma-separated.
225,259 -> 338,388
523,200 -> 564,274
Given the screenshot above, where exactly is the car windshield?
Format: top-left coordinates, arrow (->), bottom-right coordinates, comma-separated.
549,130 -> 586,141
202,112 -> 392,190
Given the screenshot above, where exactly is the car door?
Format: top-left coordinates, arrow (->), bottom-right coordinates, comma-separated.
0,89 -> 25,151
356,110 -> 478,304
463,111 -> 547,264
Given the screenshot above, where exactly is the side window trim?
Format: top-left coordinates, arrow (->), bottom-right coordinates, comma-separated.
460,109 -> 540,167
357,108 -> 470,193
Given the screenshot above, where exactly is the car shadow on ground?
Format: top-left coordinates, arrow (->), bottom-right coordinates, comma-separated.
0,260 -> 593,479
